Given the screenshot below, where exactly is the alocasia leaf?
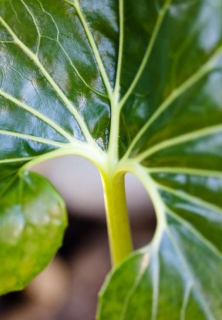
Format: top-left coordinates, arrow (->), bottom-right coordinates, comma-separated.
0,0 -> 222,318
97,0 -> 222,318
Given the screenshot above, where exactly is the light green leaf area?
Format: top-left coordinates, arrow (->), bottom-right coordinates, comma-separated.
0,170 -> 67,294
0,0 -> 222,317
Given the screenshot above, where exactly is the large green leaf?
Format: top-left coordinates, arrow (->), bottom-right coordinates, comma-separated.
0,0 -> 222,318
96,0 -> 222,318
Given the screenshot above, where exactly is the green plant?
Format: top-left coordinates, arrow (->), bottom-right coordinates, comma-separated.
0,0 -> 222,318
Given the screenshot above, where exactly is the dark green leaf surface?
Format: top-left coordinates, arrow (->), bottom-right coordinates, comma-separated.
0,0 -> 222,318
96,0 -> 222,318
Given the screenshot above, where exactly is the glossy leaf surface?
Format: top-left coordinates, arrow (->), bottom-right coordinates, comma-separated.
0,0 -> 222,318
97,0 -> 222,318
0,170 -> 67,294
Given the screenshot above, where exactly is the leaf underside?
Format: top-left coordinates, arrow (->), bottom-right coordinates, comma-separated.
0,0 -> 222,319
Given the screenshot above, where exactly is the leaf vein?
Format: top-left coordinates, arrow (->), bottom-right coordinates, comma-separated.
20,0 -> 41,56
58,41 -> 108,98
70,0 -> 113,100
38,1 -> 106,98
0,129 -> 65,147
180,282 -> 194,320
156,183 -> 222,217
0,173 -> 18,199
114,0 -> 124,101
151,251 -> 160,320
166,207 -> 222,261
120,253 -> 150,320
147,167 -> 222,177
136,124 -> 222,162
123,45 -> 222,159
0,157 -> 34,164
0,88 -> 75,143
119,0 -> 172,109
0,15 -> 94,144
167,229 -> 216,320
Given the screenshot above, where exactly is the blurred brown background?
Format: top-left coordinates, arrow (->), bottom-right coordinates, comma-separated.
0,156 -> 156,320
